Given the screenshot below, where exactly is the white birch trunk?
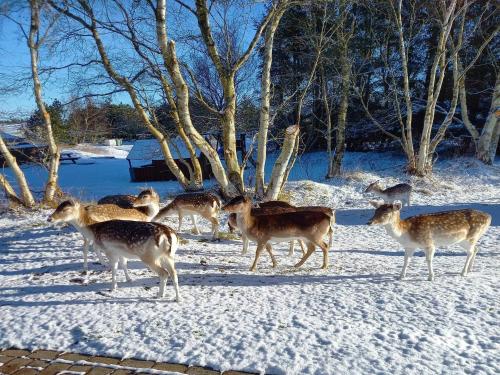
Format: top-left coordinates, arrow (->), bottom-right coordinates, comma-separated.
255,4 -> 288,198
29,0 -> 60,204
0,135 -> 35,207
264,125 -> 300,201
477,73 -> 500,164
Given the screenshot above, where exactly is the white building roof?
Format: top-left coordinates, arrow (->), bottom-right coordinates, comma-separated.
127,137 -> 202,161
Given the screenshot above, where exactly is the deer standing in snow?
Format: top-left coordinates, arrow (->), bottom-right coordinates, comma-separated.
48,201 -> 180,301
50,193 -> 159,272
368,201 -> 491,280
98,188 -> 160,220
153,192 -> 220,239
365,181 -> 412,207
223,196 -> 333,271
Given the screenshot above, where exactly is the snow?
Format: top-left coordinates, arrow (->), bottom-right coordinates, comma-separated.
127,138 -> 201,161
0,150 -> 499,374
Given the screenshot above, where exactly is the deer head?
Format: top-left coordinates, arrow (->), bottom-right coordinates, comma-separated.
222,195 -> 251,213
365,180 -> 382,193
367,200 -> 402,225
132,188 -> 159,208
48,200 -> 81,223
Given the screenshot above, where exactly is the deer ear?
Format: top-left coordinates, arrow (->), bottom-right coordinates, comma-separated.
393,202 -> 402,211
369,200 -> 383,208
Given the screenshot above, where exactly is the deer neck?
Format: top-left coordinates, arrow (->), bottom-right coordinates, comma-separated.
67,206 -> 96,240
383,212 -> 405,238
238,205 -> 255,231
142,202 -> 160,220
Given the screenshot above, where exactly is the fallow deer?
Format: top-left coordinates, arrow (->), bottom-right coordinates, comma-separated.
229,200 -> 325,256
98,188 -> 160,220
223,196 -> 333,271
153,192 -> 221,239
50,198 -> 157,273
365,181 -> 412,207
368,201 -> 491,280
48,201 -> 180,301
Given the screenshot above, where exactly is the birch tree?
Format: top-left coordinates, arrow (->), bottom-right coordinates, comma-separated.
28,0 -> 61,203
48,0 -> 197,190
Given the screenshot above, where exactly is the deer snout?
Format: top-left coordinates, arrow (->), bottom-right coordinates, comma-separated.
367,219 -> 374,225
47,216 -> 53,223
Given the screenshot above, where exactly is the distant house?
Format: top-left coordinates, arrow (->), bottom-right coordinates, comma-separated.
126,133 -> 250,182
126,137 -> 214,182
0,123 -> 48,165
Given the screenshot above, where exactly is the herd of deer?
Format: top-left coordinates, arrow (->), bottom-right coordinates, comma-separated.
47,180 -> 491,302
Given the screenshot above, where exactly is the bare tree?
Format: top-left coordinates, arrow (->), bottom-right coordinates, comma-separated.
48,0 -> 198,190
28,0 -> 61,203
190,0 -> 278,193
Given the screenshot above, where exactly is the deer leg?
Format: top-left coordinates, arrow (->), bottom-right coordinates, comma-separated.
250,243 -> 265,272
319,240 -> 329,270
119,258 -> 132,282
425,246 -> 436,281
300,240 -> 306,255
93,243 -> 107,267
191,215 -> 201,235
164,258 -> 181,302
82,238 -> 89,273
210,217 -> 219,240
288,241 -> 295,256
461,242 -> 475,277
468,245 -> 479,273
177,213 -> 183,232
294,242 -> 315,268
265,244 -> 277,268
399,248 -> 415,280
242,234 -> 249,255
110,258 -> 119,291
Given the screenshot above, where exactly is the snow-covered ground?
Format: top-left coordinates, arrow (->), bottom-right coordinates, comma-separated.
0,150 -> 499,374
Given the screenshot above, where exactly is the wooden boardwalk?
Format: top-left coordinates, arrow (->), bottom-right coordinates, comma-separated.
0,348 -> 255,375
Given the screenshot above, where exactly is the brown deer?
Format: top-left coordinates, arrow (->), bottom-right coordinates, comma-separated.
229,200 -> 335,256
49,198 -> 157,273
153,192 -> 221,239
223,196 -> 333,271
368,201 -> 491,280
365,181 -> 412,207
48,201 -> 180,301
98,188 -> 160,220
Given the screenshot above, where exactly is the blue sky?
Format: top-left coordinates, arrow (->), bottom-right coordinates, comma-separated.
0,1 -> 266,120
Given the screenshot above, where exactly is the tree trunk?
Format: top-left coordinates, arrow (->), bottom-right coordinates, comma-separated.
0,135 -> 35,207
477,72 -> 500,164
221,73 -> 243,193
416,0 -> 457,175
151,0 -> 231,195
255,4 -> 288,198
329,39 -> 351,177
321,67 -> 334,179
264,125 -> 300,201
160,76 -> 203,188
29,0 -> 60,204
0,173 -> 22,206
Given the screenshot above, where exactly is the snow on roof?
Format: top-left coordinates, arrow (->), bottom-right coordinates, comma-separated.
127,137 -> 201,161
0,123 -> 26,142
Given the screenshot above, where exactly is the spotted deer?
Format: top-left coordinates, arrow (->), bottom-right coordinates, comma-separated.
153,192 -> 220,239
49,198 -> 157,272
368,201 -> 491,280
223,196 -> 333,271
48,201 -> 180,300
98,188 -> 160,220
365,181 -> 412,207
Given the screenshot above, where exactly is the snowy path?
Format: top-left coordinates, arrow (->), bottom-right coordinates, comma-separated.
0,155 -> 499,374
